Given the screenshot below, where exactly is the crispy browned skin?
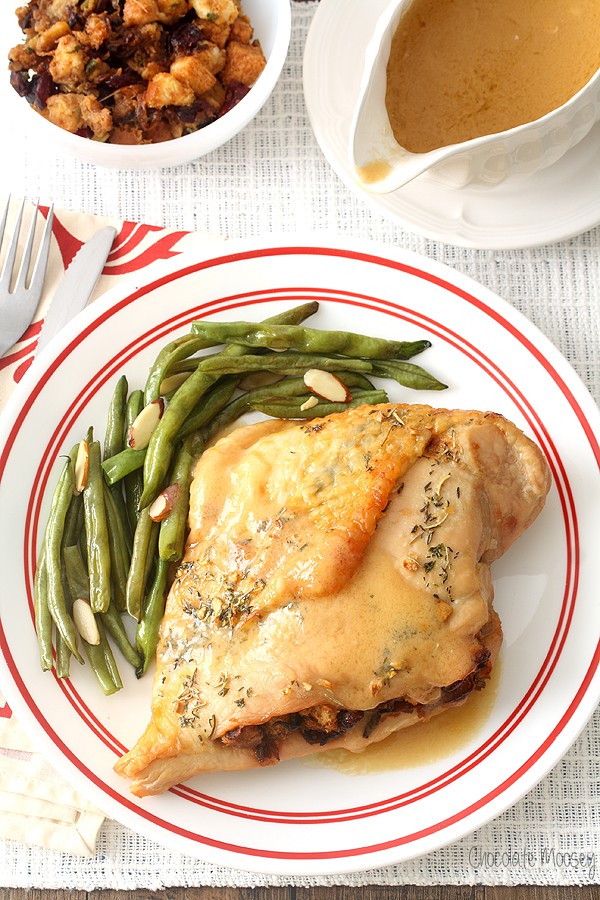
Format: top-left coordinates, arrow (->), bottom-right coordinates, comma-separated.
115,403 -> 551,796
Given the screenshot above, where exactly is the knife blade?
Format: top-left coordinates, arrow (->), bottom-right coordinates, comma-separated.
36,226 -> 117,353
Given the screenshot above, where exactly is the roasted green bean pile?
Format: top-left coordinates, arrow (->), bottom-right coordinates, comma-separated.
33,301 -> 446,694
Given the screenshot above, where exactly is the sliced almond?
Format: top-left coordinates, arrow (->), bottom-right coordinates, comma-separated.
159,371 -> 190,395
300,396 -> 319,411
148,483 -> 180,521
73,598 -> 100,646
238,371 -> 285,391
127,398 -> 165,450
73,439 -> 89,494
303,369 -> 351,403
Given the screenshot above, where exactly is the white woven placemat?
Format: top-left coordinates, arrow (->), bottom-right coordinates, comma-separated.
0,1 -> 598,888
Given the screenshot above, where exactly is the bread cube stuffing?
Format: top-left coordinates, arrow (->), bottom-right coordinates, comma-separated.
8,0 -> 266,144
46,92 -> 112,141
222,40 -> 266,87
146,71 -> 195,108
189,0 -> 238,27
170,56 -> 217,97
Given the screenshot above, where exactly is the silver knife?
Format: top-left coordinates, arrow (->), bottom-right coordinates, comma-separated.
36,226 -> 117,352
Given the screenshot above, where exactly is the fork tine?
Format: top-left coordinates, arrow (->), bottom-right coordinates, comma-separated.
0,198 -> 54,357
13,199 -> 40,293
26,203 -> 54,299
0,195 -> 10,248
0,197 -> 25,295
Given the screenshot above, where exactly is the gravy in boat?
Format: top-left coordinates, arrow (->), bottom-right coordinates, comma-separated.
386,0 -> 600,154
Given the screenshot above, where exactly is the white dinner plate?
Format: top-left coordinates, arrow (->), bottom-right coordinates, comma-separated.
303,0 -> 600,249
0,236 -> 598,875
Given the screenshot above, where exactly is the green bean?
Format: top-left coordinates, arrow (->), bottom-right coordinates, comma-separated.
144,335 -> 220,405
124,390 -> 144,531
125,507 -> 158,622
82,440 -> 112,614
197,352 -> 373,378
143,516 -> 160,588
200,377 -> 306,441
191,320 -> 431,360
63,543 -> 89,600
370,359 -> 448,391
103,374 -> 135,547
44,446 -> 83,663
55,634 -> 72,679
103,375 -> 128,459
199,374 -> 365,441
59,551 -> 79,676
125,389 -> 143,429
78,520 -> 88,567
136,557 -> 169,677
138,358 -> 229,508
33,546 -> 53,672
330,371 -> 377,391
83,619 -> 122,695
158,434 -> 203,562
64,544 -> 141,670
125,468 -> 144,533
102,448 -> 155,486
103,486 -> 131,612
201,395 -> 252,442
249,390 -> 389,419
139,301 -> 320,509
55,529 -> 80,679
102,602 -> 143,670
165,356 -> 218,375
174,376 -> 238,441
62,490 -> 83,549
197,372 -> 379,442
63,536 -> 119,690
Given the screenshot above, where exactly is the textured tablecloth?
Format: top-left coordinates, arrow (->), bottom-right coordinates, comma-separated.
0,0 -> 598,889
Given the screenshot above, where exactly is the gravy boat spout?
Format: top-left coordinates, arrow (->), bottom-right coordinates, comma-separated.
350,97 -> 468,194
349,0 -> 600,194
349,0 -> 463,194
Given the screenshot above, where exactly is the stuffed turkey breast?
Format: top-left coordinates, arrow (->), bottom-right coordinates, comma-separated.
115,403 -> 551,796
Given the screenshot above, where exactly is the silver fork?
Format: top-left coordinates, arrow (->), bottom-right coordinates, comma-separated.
0,197 -> 54,358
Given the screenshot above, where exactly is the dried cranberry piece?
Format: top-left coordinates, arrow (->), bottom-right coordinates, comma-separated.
101,68 -> 141,91
67,8 -> 85,30
175,99 -> 217,130
169,21 -> 206,57
18,6 -> 34,30
218,81 -> 250,118
176,97 -> 210,122
32,72 -> 57,109
11,71 -> 57,110
337,709 -> 364,732
10,71 -> 31,99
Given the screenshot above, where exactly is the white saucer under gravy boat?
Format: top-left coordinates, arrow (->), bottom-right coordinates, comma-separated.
349,0 -> 600,193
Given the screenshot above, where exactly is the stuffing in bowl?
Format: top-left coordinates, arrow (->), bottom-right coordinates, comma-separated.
6,0 -> 291,167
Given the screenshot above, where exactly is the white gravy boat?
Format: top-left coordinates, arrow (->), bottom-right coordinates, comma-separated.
349,0 -> 600,193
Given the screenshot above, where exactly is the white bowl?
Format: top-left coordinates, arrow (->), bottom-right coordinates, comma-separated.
5,0 -> 291,170
349,0 -> 600,192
